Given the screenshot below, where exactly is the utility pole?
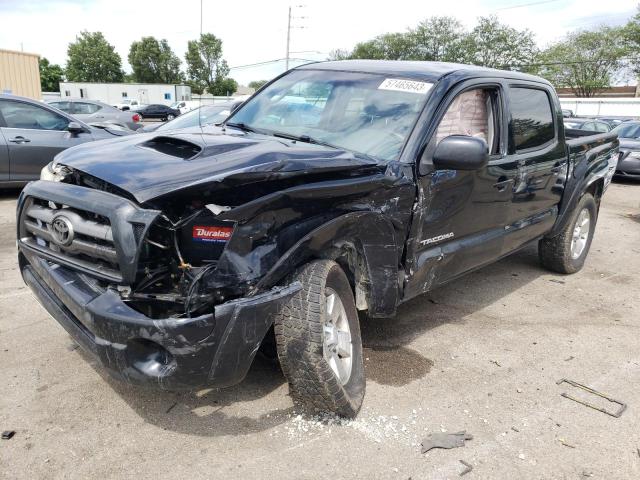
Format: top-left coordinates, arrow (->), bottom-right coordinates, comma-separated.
285,6 -> 292,71
285,5 -> 306,72
200,0 -> 203,37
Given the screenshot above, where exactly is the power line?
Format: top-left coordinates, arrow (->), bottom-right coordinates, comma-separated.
495,0 -> 562,11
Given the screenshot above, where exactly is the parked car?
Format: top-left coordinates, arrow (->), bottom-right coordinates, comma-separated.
595,117 -> 634,128
47,99 -> 143,130
169,100 -> 201,114
139,102 -> 237,133
0,94 -> 132,187
612,121 -> 640,179
113,99 -> 141,111
135,104 -> 181,122
563,118 -> 612,133
17,61 -> 618,417
561,108 -> 574,118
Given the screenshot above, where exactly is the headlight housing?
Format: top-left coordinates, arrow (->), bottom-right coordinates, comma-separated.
40,162 -> 70,182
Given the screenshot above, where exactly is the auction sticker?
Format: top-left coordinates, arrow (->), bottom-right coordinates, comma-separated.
378,78 -> 432,94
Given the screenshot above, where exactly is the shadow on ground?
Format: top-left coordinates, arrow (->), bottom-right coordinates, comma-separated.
87,241 -> 548,437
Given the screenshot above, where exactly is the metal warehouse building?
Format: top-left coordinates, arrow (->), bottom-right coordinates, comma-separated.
58,82 -> 191,106
0,48 -> 41,99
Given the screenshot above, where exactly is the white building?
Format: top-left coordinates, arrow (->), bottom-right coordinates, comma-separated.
57,82 -> 191,106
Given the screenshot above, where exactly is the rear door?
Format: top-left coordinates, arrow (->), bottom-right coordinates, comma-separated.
406,80 -> 520,296
0,98 -> 94,181
504,84 -> 566,250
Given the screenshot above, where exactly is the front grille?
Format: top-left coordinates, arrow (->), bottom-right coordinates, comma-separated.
21,198 -> 121,282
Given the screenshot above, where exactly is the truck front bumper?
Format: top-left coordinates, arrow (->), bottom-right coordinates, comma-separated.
19,250 -> 300,390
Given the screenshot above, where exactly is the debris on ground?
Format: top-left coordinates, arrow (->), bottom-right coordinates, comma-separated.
564,356 -> 575,362
459,460 -> 473,476
489,360 -> 501,367
511,427 -> 520,433
557,378 -> 627,418
558,438 -> 576,449
165,402 -> 178,414
2,430 -> 16,440
421,431 -> 473,454
549,278 -> 566,284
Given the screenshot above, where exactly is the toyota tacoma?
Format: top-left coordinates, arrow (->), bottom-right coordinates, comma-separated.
17,61 -> 619,417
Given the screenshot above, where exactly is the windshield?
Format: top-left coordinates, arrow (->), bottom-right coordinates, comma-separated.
228,69 -> 432,161
157,105 -> 231,131
613,122 -> 640,139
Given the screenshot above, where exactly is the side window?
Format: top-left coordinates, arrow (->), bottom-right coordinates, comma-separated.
435,87 -> 501,155
51,102 -> 72,113
74,102 -> 101,114
509,87 -> 554,151
0,100 -> 69,131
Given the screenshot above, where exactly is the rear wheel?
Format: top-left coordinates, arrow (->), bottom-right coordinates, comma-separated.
539,193 -> 597,274
274,260 -> 365,417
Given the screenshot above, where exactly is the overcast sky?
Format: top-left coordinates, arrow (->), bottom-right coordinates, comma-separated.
0,0 -> 636,85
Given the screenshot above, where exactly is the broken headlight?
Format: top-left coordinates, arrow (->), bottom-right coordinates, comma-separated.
40,162 -> 70,182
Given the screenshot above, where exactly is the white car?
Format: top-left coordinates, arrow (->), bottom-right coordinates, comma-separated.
113,99 -> 141,111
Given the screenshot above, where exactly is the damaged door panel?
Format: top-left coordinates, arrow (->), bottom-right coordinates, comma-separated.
17,60 -> 619,417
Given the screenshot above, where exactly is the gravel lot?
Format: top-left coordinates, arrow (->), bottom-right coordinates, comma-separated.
1,181 -> 639,479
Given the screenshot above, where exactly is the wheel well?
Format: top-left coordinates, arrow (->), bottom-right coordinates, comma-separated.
313,242 -> 370,312
585,178 -> 605,208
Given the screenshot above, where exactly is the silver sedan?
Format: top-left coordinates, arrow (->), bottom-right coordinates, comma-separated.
47,99 -> 143,130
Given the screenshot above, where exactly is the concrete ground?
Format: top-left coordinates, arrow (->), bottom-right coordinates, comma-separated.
1,181 -> 639,480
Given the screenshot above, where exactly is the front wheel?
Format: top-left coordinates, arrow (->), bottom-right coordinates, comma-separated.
166,114 -> 175,121
274,260 -> 365,417
539,193 -> 597,274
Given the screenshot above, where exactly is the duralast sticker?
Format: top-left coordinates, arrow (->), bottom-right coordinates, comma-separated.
378,78 -> 433,94
192,225 -> 234,243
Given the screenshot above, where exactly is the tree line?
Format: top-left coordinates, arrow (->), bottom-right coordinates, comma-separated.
39,31 -> 237,96
331,11 -> 640,97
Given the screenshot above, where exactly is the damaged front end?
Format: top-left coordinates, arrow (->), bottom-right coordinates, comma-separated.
16,177 -> 305,389
17,148 -> 414,389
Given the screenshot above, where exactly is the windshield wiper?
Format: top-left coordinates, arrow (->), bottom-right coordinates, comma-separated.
271,131 -> 340,150
224,122 -> 257,133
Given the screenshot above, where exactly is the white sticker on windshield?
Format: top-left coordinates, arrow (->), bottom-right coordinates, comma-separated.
378,78 -> 432,94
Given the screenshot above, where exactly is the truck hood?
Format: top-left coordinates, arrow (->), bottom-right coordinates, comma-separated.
54,128 -> 383,203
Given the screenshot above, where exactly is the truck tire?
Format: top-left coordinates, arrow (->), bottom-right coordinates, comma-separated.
274,260 -> 365,417
538,193 -> 597,274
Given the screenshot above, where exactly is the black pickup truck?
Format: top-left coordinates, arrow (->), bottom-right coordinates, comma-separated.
17,61 -> 618,417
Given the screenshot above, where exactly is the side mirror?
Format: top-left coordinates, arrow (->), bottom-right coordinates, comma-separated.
67,121 -> 86,134
432,135 -> 489,171
230,101 -> 243,113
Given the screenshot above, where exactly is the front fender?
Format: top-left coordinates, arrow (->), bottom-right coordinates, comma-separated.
255,212 -> 400,317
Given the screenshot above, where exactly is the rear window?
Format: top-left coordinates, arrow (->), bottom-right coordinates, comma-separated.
509,87 -> 555,151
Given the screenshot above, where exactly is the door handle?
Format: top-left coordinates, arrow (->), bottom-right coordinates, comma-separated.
493,177 -> 514,192
8,136 -> 31,144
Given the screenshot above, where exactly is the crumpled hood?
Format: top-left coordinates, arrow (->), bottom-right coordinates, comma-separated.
55,127 -> 382,203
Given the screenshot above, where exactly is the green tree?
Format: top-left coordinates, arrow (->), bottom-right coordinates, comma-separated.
623,7 -> 640,76
39,57 -> 64,92
185,33 -> 236,95
128,37 -> 182,83
66,31 -> 124,82
537,27 -> 627,97
464,16 -> 538,69
248,79 -> 268,90
408,17 -> 468,62
349,32 -> 414,60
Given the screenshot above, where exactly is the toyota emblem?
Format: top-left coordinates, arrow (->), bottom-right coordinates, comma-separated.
51,216 -> 74,246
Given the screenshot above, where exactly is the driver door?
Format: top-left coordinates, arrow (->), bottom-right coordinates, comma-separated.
0,99 -> 93,181
405,81 -> 520,298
